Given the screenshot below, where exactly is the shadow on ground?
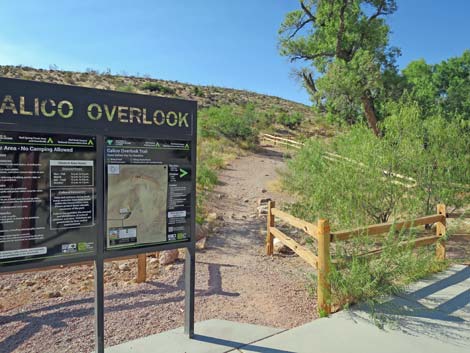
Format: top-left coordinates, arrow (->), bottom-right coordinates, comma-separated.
0,261 -> 239,353
345,266 -> 470,346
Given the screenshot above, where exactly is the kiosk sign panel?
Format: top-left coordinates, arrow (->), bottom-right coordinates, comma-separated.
0,77 -> 197,269
105,137 -> 192,249
0,131 -> 97,264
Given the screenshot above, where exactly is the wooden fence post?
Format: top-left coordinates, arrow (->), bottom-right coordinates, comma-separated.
136,254 -> 147,283
436,204 -> 446,261
317,218 -> 331,316
266,201 -> 275,255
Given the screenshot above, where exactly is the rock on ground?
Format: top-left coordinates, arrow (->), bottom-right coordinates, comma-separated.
159,250 -> 179,265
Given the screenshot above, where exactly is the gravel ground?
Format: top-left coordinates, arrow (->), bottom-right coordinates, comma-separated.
0,145 -> 317,353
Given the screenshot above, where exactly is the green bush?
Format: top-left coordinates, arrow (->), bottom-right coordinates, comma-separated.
276,112 -> 303,129
284,101 -> 470,229
116,84 -> 136,93
323,227 -> 447,310
197,164 -> 218,190
193,86 -> 204,97
140,82 -> 176,95
199,105 -> 258,144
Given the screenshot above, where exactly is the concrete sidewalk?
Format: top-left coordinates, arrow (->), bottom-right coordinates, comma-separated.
105,265 -> 470,353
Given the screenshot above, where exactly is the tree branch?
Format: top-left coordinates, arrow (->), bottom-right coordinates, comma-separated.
290,51 -> 335,62
368,0 -> 387,23
300,0 -> 317,22
287,17 -> 314,40
335,0 -> 352,60
301,71 -> 318,93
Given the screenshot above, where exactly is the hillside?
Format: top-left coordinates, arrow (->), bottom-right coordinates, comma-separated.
0,65 -> 315,120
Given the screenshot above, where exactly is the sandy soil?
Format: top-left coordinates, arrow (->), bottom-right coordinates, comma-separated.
0,145 -> 317,353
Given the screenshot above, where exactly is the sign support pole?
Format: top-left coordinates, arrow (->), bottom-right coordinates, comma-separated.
95,135 -> 105,353
94,257 -> 105,353
184,245 -> 195,337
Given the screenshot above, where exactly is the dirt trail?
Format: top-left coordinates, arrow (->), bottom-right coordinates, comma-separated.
0,144 -> 317,353
196,145 -> 315,325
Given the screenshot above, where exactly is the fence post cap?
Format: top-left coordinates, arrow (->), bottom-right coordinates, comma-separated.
317,219 -> 330,234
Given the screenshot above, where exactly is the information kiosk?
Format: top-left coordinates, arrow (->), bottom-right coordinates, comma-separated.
0,77 -> 197,353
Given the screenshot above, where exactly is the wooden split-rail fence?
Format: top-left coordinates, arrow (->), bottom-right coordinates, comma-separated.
261,133 -> 470,190
260,133 -> 303,149
266,201 -> 450,316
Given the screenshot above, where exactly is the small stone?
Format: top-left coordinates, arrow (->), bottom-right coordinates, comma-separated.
196,223 -> 208,240
257,197 -> 272,206
25,280 -> 35,287
196,237 -> 206,250
149,258 -> 159,265
159,250 -> 179,265
118,263 -> 131,271
47,291 -> 62,298
274,238 -> 291,254
243,198 -> 249,203
261,188 -> 267,193
257,205 -> 268,215
206,212 -> 218,222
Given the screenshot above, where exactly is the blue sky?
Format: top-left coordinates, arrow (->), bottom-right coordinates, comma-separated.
0,1 -> 469,105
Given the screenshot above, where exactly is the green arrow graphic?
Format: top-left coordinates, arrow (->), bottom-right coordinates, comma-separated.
107,139 -> 113,145
87,139 -> 94,145
47,137 -> 54,144
179,169 -> 189,178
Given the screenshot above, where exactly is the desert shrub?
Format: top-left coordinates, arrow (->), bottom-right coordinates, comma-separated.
276,112 -> 303,129
140,82 -> 176,95
199,105 -> 258,144
116,84 -> 136,93
197,164 -> 218,190
193,86 -> 204,97
284,101 -> 470,229
256,109 -> 276,130
382,102 -> 470,216
320,227 -> 447,311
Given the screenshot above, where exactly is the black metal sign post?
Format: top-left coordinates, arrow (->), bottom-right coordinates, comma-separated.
0,77 -> 197,353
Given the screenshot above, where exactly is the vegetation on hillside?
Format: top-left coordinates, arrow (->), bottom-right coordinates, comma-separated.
0,65 -> 323,133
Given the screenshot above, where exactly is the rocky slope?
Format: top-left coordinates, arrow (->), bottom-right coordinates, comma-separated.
0,65 -> 314,117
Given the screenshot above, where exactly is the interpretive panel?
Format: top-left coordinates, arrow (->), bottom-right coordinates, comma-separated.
105,137 -> 191,249
0,131 -> 97,264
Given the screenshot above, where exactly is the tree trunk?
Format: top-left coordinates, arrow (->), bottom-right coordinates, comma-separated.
361,91 -> 381,137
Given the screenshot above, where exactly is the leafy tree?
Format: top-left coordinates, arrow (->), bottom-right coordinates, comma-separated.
403,50 -> 470,127
278,0 -> 401,136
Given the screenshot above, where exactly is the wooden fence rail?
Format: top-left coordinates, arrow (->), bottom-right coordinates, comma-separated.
260,133 -> 303,149
261,133 -> 470,190
266,202 -> 447,316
